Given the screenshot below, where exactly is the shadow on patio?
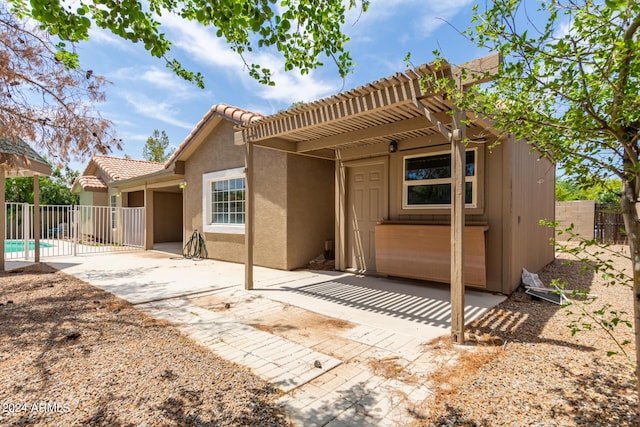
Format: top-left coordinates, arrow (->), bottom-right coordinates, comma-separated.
256,273 -> 505,336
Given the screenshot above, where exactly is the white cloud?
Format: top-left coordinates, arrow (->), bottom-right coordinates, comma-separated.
108,65 -> 211,100
246,53 -> 337,103
158,13 -> 338,105
159,13 -> 244,70
118,131 -> 150,143
123,93 -> 194,130
554,20 -> 572,39
89,27 -> 132,50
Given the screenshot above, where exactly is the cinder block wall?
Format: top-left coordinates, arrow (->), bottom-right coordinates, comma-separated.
555,200 -> 595,240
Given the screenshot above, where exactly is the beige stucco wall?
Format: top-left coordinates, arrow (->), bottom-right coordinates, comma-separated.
503,138 -> 556,293
286,154 -> 335,269
555,200 -> 595,240
336,135 -> 555,294
252,147 -> 288,268
153,191 -> 183,242
183,120 -> 288,269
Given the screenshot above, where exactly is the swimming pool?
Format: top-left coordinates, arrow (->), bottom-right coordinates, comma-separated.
4,240 -> 53,253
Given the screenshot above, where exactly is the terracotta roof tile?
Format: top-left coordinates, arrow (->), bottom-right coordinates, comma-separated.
75,175 -> 107,190
165,103 -> 263,166
91,155 -> 165,182
211,103 -> 263,124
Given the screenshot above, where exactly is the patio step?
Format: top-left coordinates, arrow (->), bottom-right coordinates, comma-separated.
137,298 -> 342,392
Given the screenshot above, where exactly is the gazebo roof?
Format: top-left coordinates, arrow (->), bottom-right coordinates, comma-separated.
0,137 -> 52,177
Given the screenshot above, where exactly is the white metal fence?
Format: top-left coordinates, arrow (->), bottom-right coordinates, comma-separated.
4,203 -> 145,260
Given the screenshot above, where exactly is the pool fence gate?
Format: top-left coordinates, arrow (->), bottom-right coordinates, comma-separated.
4,203 -> 145,261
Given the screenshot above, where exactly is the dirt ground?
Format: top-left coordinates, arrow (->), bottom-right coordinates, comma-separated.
0,264 -> 287,426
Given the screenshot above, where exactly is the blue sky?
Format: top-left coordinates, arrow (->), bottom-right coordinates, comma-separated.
70,0 -> 488,171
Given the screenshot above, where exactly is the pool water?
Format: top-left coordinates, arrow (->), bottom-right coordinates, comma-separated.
4,240 -> 53,253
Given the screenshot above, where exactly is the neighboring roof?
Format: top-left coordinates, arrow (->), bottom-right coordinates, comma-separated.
165,103 -> 263,166
90,155 -> 165,180
74,155 -> 164,192
75,175 -> 107,191
0,136 -> 52,177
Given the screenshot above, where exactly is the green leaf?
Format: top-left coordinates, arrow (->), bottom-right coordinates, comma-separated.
605,0 -> 627,10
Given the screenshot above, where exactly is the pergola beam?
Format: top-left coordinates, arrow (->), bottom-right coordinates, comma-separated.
412,99 -> 452,141
452,53 -> 501,88
297,114 -> 452,153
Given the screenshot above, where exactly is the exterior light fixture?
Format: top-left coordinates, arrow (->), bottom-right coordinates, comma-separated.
179,181 -> 187,189
389,140 -> 398,153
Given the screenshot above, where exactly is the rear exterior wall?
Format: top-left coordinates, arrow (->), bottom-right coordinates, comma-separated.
286,153 -> 335,269
503,138 -> 556,293
183,120 -> 288,269
337,135 -> 554,294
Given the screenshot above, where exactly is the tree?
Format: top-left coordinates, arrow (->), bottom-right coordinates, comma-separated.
431,0 -> 640,408
556,177 -> 622,203
0,5 -> 117,165
9,0 -> 369,87
5,166 -> 79,205
142,130 -> 170,163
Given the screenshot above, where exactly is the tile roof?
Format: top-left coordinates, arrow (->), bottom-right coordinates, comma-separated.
74,155 -> 165,191
75,175 -> 107,191
165,103 -> 263,167
90,155 -> 165,181
212,103 -> 264,124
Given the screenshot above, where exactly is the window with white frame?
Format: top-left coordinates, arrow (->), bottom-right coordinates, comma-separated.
402,148 -> 477,208
202,167 -> 246,234
110,194 -> 117,229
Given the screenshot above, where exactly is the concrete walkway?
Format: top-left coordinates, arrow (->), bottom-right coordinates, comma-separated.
13,251 -> 505,426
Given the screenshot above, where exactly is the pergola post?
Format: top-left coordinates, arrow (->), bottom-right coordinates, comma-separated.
450,86 -> 467,344
34,175 -> 40,263
244,141 -> 254,290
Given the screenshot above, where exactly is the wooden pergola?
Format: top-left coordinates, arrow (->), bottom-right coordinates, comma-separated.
0,137 -> 52,271
235,53 -> 501,343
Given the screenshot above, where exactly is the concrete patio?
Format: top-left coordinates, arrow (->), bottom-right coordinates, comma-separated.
9,249 -> 505,426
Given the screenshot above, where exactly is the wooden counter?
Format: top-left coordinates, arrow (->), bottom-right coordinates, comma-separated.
374,223 -> 488,288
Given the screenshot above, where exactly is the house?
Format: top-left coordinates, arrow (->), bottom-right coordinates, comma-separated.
234,55 -> 555,295
71,156 -> 164,244
110,104 -> 334,269
77,55 -> 555,295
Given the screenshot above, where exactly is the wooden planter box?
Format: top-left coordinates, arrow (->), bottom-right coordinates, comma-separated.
374,222 -> 488,288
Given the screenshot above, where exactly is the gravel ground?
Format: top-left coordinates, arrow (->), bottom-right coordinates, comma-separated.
419,246 -> 639,426
0,264 -> 287,426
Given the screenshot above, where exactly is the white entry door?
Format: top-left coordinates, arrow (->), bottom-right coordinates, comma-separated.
346,161 -> 386,272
